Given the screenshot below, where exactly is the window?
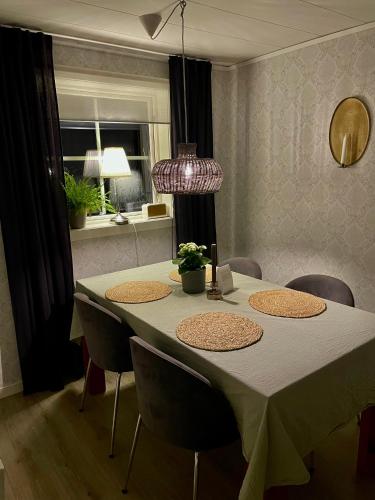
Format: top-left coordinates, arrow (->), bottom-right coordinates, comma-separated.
61,120 -> 158,214
56,70 -> 171,218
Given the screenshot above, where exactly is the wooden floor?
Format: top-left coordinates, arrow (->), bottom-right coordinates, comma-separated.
0,373 -> 374,500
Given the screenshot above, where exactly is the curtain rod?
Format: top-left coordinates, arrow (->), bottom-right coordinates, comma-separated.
0,23 -> 211,63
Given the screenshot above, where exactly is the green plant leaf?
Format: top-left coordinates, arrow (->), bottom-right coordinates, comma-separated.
172,242 -> 212,273
63,171 -> 115,215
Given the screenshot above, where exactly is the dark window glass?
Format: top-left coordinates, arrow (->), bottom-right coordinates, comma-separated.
60,123 -> 96,158
60,120 -> 153,214
63,160 -> 85,179
100,127 -> 141,156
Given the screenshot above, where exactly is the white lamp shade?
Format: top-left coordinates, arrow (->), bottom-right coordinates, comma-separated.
83,150 -> 102,178
101,147 -> 131,178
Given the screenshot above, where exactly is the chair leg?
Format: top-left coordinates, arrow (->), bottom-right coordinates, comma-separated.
79,358 -> 92,412
109,372 -> 122,458
193,451 -> 199,500
122,414 -> 142,494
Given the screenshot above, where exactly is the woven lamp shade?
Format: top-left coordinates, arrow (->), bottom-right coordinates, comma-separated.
152,143 -> 224,194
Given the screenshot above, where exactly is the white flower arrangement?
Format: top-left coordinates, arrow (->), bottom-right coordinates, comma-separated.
173,242 -> 211,274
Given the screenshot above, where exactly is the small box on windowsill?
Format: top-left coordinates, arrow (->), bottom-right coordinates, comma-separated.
142,203 -> 169,219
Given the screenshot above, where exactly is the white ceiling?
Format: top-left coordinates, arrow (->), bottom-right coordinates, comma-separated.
0,0 -> 375,65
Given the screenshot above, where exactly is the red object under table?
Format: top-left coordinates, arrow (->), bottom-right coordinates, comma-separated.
357,406 -> 375,477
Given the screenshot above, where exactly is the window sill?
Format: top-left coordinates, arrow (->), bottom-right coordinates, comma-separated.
70,215 -> 173,242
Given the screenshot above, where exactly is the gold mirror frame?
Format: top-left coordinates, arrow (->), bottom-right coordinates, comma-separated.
329,97 -> 370,167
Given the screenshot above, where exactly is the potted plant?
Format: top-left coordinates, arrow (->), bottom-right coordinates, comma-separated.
172,242 -> 211,294
63,172 -> 115,229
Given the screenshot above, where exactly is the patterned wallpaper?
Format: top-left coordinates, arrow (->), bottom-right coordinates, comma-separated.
213,27 -> 375,313
53,40 -> 169,79
72,227 -> 173,280
0,42 -> 170,395
212,69 -> 239,261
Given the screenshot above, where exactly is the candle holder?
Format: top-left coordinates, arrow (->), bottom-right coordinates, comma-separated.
339,133 -> 350,168
329,97 -> 370,168
206,243 -> 222,300
207,281 -> 223,300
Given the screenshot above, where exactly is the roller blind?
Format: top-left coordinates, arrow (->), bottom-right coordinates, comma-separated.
55,71 -> 170,124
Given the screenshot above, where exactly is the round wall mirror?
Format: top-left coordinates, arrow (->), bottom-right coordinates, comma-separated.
329,97 -> 370,167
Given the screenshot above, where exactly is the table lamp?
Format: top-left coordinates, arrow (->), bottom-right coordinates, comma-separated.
83,150 -> 102,178
101,147 -> 132,225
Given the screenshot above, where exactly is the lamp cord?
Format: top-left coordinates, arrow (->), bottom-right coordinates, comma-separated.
131,221 -> 141,267
181,1 -> 188,143
151,0 -> 188,144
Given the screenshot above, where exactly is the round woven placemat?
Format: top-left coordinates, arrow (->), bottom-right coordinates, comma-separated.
105,281 -> 172,304
248,289 -> 326,318
169,266 -> 212,283
176,312 -> 263,351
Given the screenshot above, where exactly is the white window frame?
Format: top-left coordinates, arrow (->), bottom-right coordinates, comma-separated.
55,70 -> 172,221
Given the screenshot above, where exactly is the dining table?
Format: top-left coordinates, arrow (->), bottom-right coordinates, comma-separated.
75,261 -> 375,500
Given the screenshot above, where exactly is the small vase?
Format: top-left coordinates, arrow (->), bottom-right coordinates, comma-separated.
181,268 -> 206,294
69,211 -> 87,229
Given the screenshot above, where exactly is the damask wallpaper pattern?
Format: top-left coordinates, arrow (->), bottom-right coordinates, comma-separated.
53,40 -> 169,78
71,227 -> 173,280
213,27 -> 375,313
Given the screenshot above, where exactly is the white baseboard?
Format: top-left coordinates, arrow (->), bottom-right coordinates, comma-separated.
0,460 -> 5,500
0,381 -> 23,399
0,458 -> 4,500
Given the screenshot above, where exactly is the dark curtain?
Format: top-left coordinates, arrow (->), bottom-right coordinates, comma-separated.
0,27 -> 77,394
169,56 -> 217,256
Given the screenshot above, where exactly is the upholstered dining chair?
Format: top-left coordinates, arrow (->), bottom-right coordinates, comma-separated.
220,257 -> 262,279
74,292 -> 134,458
285,274 -> 354,307
123,336 -> 239,500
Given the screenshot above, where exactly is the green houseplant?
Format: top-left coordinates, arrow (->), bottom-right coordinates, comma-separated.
172,242 -> 211,293
63,172 -> 115,229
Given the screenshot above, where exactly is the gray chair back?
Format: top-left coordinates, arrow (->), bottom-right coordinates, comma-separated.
286,274 -> 354,307
74,293 -> 133,373
129,336 -> 239,452
220,257 -> 262,279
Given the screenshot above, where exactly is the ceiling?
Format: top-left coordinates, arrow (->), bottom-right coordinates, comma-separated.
1,1 -> 375,65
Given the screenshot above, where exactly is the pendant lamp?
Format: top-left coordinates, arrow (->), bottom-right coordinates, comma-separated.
139,0 -> 224,195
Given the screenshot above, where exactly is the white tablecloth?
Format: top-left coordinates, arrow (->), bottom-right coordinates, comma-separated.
76,261 -> 375,500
